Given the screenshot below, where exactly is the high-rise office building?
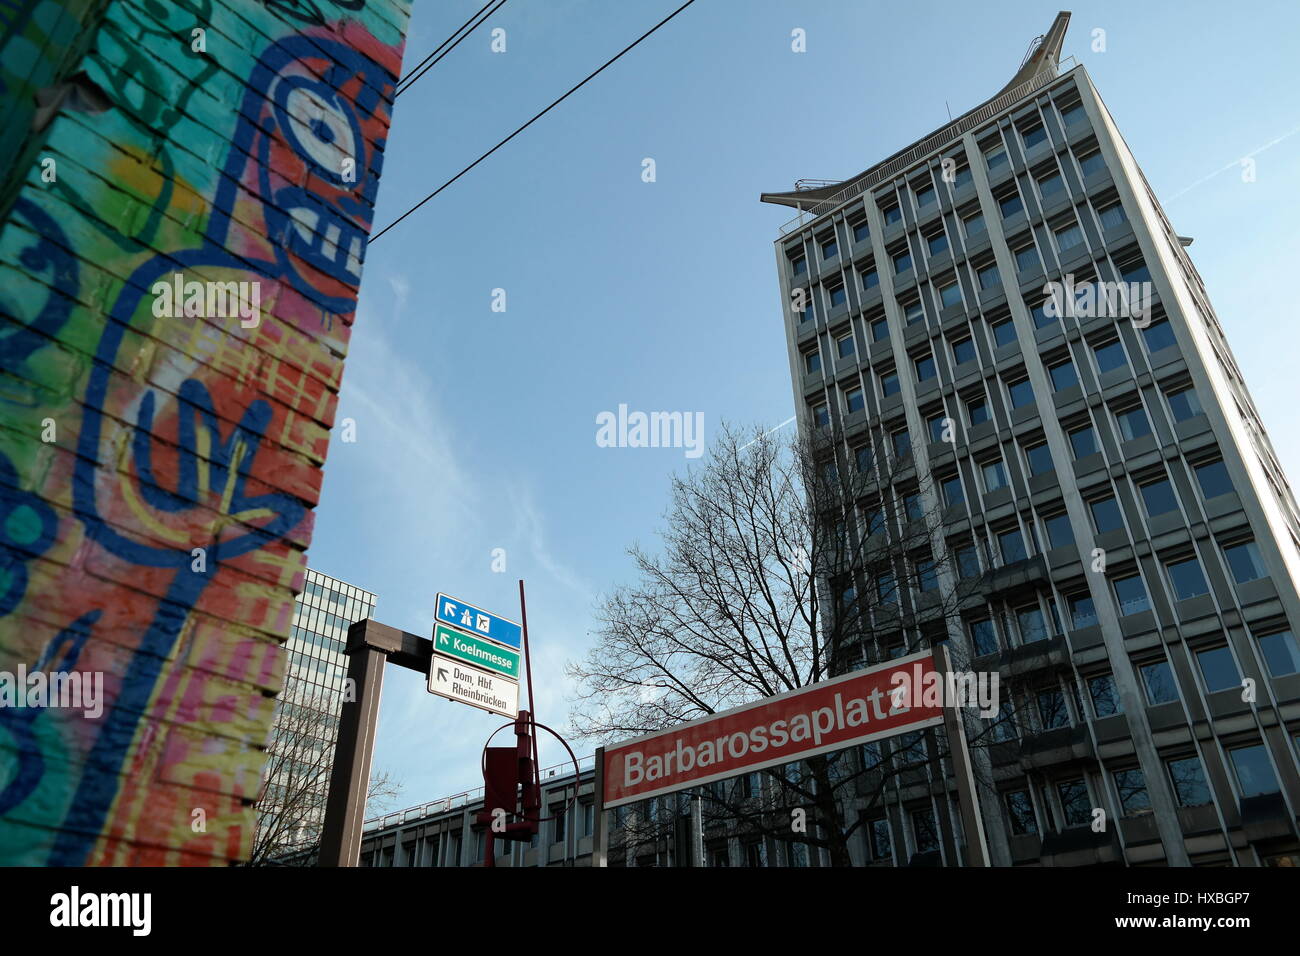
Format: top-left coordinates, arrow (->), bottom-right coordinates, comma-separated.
261,569 -> 378,853
762,13 -> 1300,866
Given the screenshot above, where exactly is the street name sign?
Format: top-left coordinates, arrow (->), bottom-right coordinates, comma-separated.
433,623 -> 520,679
434,593 -> 522,650
600,650 -> 944,809
428,655 -> 519,718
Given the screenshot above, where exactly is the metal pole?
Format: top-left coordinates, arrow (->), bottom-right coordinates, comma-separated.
592,746 -> 608,867
935,644 -> 990,866
320,630 -> 387,866
519,580 -> 541,825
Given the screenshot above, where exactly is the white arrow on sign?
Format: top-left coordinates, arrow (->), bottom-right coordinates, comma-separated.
427,653 -> 519,718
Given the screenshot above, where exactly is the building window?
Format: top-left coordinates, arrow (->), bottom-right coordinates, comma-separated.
941,474 -> 964,507
867,817 -> 892,861
1166,556 -> 1209,601
915,354 -> 937,381
837,333 -> 855,359
893,248 -> 913,274
1060,101 -> 1087,127
1112,573 -> 1150,616
989,317 -> 1016,348
883,203 -> 902,224
1044,512 -> 1073,549
1025,441 -> 1053,476
1115,405 -> 1152,442
1193,459 -> 1232,499
1142,318 -> 1177,353
1195,645 -> 1240,693
1020,123 -> 1048,150
803,350 -> 821,374
951,336 -> 976,365
1068,591 -> 1097,629
1053,221 -> 1084,252
892,429 -> 912,459
821,236 -> 839,260
1167,757 -> 1211,807
963,210 -> 986,237
970,618 -> 997,656
1005,790 -> 1037,835
1037,171 -> 1064,197
911,808 -> 940,854
967,395 -> 990,426
1115,768 -> 1151,816
862,266 -> 880,290
1057,779 -> 1091,828
791,255 -> 807,275
1007,377 -> 1035,409
952,164 -> 973,189
880,370 -> 900,396
1138,474 -> 1179,517
1048,359 -> 1078,392
1089,674 -> 1122,717
876,571 -> 898,604
1098,202 -> 1127,229
927,231 -> 948,256
976,262 -> 1001,290
1141,660 -> 1179,705
870,316 -> 889,341
1019,606 -> 1049,644
1068,423 -> 1099,459
1036,687 -> 1068,727
917,557 -> 939,591
927,412 -> 948,443
998,527 -> 1027,563
1093,339 -> 1127,374
1257,629 -> 1300,677
1014,243 -> 1039,272
812,403 -> 830,428
855,444 -> 873,473
986,144 -> 1009,169
904,301 -> 925,325
1222,540 -> 1266,584
915,182 -> 937,208
829,285 -> 847,308
1078,149 -> 1105,176
1167,386 -> 1203,422
1228,744 -> 1280,798
852,219 -> 870,243
1089,495 -> 1124,534
981,460 -> 1009,493
844,387 -> 866,414
939,281 -> 961,309
957,545 -> 982,581
998,192 -> 1023,218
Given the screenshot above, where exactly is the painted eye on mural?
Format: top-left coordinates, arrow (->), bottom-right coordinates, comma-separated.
274,78 -> 364,185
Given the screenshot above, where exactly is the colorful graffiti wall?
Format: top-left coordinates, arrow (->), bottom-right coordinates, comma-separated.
0,0 -> 410,864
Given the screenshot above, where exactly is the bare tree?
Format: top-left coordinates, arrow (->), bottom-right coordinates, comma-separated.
570,420 -> 1015,866
249,690 -> 402,866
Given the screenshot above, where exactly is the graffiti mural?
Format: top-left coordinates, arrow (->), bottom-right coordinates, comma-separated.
0,0 -> 410,864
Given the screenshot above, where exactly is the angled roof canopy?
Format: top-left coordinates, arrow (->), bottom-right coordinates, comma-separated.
761,11 -> 1072,212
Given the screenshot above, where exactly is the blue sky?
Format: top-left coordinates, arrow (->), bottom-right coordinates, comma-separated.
304,0 -> 1300,811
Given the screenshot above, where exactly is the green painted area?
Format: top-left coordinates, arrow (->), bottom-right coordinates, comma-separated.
433,624 -> 521,680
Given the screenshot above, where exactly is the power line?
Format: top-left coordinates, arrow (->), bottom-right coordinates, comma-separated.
370,0 -> 699,245
396,0 -> 507,99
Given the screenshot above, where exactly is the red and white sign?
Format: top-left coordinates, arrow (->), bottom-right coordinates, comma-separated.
601,650 -> 944,808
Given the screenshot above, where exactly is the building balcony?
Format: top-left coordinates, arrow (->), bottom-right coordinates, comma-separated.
1018,723 -> 1094,771
1038,825 -> 1124,866
980,555 -> 1049,599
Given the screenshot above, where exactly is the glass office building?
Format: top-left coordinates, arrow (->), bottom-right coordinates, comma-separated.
264,568 -> 378,850
762,13 -> 1300,866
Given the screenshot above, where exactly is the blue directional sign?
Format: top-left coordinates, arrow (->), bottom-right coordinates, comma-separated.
434,592 -> 522,650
